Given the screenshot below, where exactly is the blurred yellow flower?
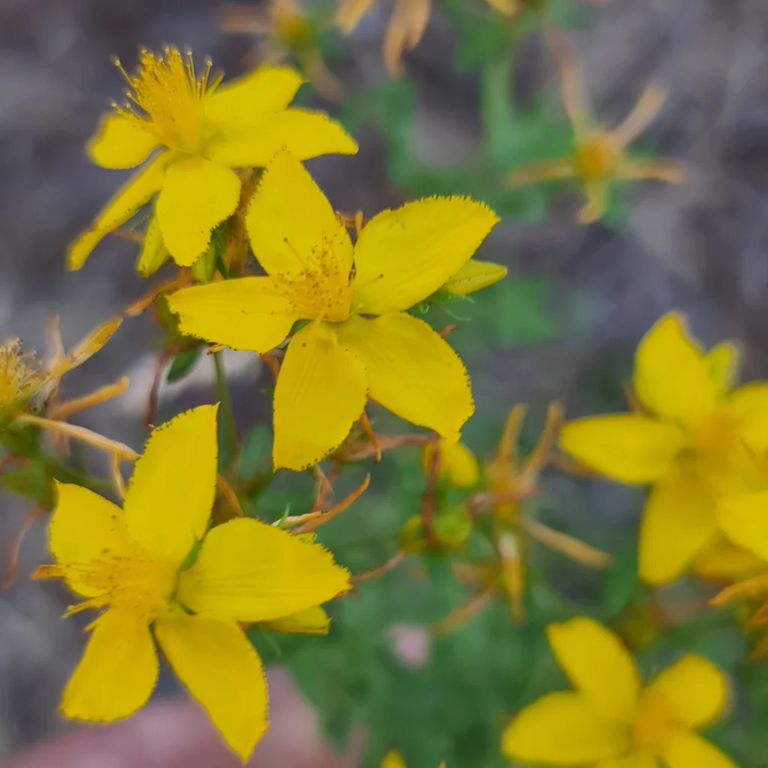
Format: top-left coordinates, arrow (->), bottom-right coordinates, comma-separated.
335,0 -> 514,76
507,34 -> 683,224
380,749 -> 445,768
33,405 -> 350,760
503,616 -> 736,768
69,48 -> 357,271
0,317 -> 133,460
168,150 -> 498,471
422,439 -> 480,488
560,311 -> 768,585
219,0 -> 344,102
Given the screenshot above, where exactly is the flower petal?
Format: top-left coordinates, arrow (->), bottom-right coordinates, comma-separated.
664,732 -> 737,768
167,277 -> 297,354
422,439 -> 480,488
205,65 -> 304,132
136,214 -> 170,277
124,405 -> 218,569
691,536 -> 766,582
547,617 -> 640,724
339,313 -> 473,440
62,608 -> 158,722
207,108 -> 358,168
335,0 -> 376,32
634,312 -> 717,428
727,382 -> 768,452
706,342 -> 740,397
502,691 -> 629,765
176,517 -> 350,621
273,321 -> 368,470
352,197 -> 499,315
246,150 -> 353,279
597,754 -> 660,768
154,613 -> 267,761
558,414 -> 686,484
48,481 -> 132,597
87,113 -> 160,169
717,490 -> 768,561
442,259 -> 508,295
645,654 -> 729,727
68,151 -> 171,270
156,157 -> 241,266
260,605 -> 331,635
639,459 -> 718,585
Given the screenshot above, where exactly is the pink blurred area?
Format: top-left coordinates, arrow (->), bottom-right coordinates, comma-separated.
6,669 -> 364,768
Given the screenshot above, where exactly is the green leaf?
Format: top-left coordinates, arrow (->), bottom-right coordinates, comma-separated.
165,345 -> 203,384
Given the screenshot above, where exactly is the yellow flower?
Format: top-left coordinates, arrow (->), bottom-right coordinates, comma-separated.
219,0 -> 344,103
167,150 -> 498,471
0,317 -> 134,460
507,34 -> 683,224
33,405 -> 350,760
422,438 -> 480,488
335,0 -> 512,76
559,311 -> 768,585
503,616 -> 737,768
68,48 -> 357,271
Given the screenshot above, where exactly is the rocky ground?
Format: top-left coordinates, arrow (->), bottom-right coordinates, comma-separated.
2,0 -> 768,763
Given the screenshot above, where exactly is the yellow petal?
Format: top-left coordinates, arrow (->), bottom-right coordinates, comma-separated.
176,517 -> 350,621
67,151 -> 171,270
246,149 -> 353,279
167,277 -> 297,353
422,439 -> 480,487
441,259 -> 508,295
136,214 -> 170,277
335,0 -> 376,32
547,617 -> 640,724
727,382 -> 768,452
48,481 -> 132,598
155,157 -> 241,266
645,654 -> 729,727
207,108 -> 358,168
705,342 -> 740,397
381,750 -> 407,768
205,65 -> 304,132
597,754 -> 660,768
352,197 -> 499,315
260,605 -> 331,634
124,405 -> 218,569
639,459 -> 718,584
691,536 -> 766,582
62,608 -> 158,721
634,312 -> 717,428
339,313 -> 473,440
717,490 -> 768,561
664,732 -> 737,768
383,0 -> 431,76
559,414 -> 686,484
502,692 -> 629,765
273,321 -> 368,470
154,613 -> 267,761
87,113 -> 160,169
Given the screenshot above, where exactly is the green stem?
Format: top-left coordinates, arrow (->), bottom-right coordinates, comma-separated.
480,51 -> 517,166
213,351 -> 239,465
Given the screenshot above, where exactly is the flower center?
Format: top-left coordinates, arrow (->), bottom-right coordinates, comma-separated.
632,691 -> 680,753
689,409 -> 741,462
0,339 -> 42,415
67,545 -> 177,623
113,47 -> 221,155
575,133 -> 622,180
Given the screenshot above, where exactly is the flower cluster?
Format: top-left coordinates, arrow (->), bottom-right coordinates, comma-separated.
1,14 -> 757,768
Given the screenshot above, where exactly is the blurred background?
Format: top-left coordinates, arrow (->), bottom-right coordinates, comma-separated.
3,0 -> 768,765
